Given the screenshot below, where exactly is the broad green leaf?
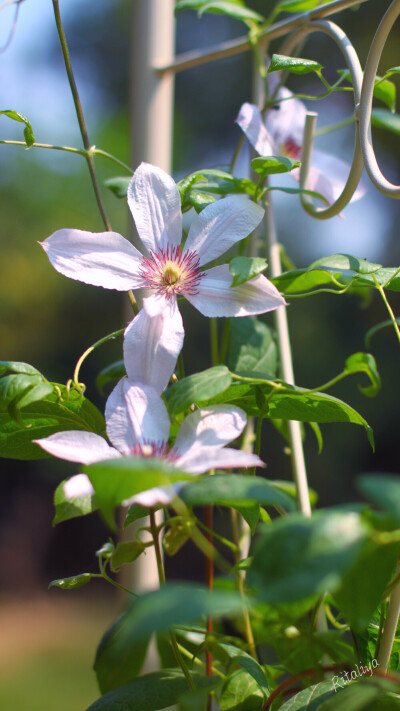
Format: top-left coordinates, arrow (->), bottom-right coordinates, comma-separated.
0,361 -> 40,376
189,190 -> 216,212
180,474 -> 296,511
317,677 -> 400,710
87,672 -> 219,711
0,386 -> 105,460
94,609 -> 149,694
372,108 -> 400,135
344,353 -> 380,397
251,155 -> 300,176
228,316 -> 278,376
358,473 -> 400,526
49,573 -> 94,590
334,539 -> 400,631
278,680 -> 339,710
268,53 -> 323,75
0,109 -> 35,146
212,641 -> 269,691
165,365 -> 232,416
0,373 -> 54,425
219,668 -> 265,711
110,541 -> 147,571
234,503 -> 260,534
275,0 -> 323,12
84,458 -> 193,529
179,683 -> 221,711
229,257 -> 268,287
53,478 -> 97,525
206,380 -> 374,448
124,503 -> 150,528
163,518 -> 193,556
272,266 -> 346,295
250,510 -> 370,603
96,359 -> 125,394
310,253 -> 382,275
98,585 -> 245,652
175,0 -> 265,22
104,176 -> 131,198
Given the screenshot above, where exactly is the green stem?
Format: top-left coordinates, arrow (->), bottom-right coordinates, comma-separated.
219,319 -> 231,365
73,328 -> 125,388
51,0 -> 112,231
230,508 -> 257,659
314,115 -> 355,137
0,140 -> 133,173
149,510 -> 195,691
210,319 -> 219,366
372,274 -> 400,349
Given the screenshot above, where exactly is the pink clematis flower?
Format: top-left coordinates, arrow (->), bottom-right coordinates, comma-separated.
34,381 -> 263,508
236,81 -> 366,207
40,162 -> 285,318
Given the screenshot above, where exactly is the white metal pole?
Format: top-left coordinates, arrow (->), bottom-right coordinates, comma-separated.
121,0 -> 175,643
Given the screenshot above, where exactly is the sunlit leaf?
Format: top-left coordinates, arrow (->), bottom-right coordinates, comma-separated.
268,53 -> 323,75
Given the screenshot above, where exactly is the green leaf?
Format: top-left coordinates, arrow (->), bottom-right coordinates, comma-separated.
228,317 -> 278,377
84,458 -> 193,529
49,573 -> 94,590
189,190 -> 216,212
268,53 -> 323,75
251,155 -> 300,176
219,668 -> 265,711
310,253 -> 382,276
334,539 -> 400,631
249,510 -> 370,603
212,641 -> 269,691
96,360 -> 125,394
343,353 -> 381,397
278,680 -> 338,710
165,365 -> 232,416
372,108 -> 400,135
0,386 -> 105,460
206,379 -> 374,449
53,478 -> 97,525
175,0 -> 265,22
0,361 -> 41,376
124,503 -> 150,528
0,109 -> 35,147
266,185 -> 330,205
358,473 -> 400,526
275,0 -> 323,12
87,671 -> 219,711
234,503 -> 260,534
163,518 -> 193,556
110,541 -> 147,571
104,176 -> 131,198
94,609 -> 149,694
180,474 -> 296,511
229,257 -> 268,287
99,584 -> 245,651
315,677 -> 400,710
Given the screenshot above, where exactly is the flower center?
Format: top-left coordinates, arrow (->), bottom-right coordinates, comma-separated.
129,440 -> 168,458
282,137 -> 302,160
139,244 -> 203,299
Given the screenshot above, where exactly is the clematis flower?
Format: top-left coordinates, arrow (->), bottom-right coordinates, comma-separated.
34,379 -> 263,508
40,162 -> 285,318
236,80 -> 366,207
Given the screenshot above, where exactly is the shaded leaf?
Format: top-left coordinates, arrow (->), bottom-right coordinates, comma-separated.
180,473 -> 296,511
110,541 -> 147,572
251,155 -> 300,176
96,360 -> 125,395
53,478 -> 97,525
165,365 -> 232,416
104,176 -> 131,198
228,317 -> 278,377
49,573 -> 94,590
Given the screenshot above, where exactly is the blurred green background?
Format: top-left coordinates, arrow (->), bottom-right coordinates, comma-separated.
1,0 -> 400,707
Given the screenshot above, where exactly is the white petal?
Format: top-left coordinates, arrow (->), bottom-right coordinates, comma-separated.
105,379 -> 170,454
183,196 -> 264,267
186,264 -> 286,317
265,86 -> 307,149
40,229 -> 145,291
236,102 -> 275,156
123,485 -> 181,508
172,406 -> 248,460
173,447 -> 264,475
33,430 -> 120,464
63,474 -> 94,499
124,294 -> 184,394
127,162 -> 182,253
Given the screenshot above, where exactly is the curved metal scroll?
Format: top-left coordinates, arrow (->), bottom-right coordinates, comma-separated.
280,20 -> 364,219
358,0 -> 400,198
